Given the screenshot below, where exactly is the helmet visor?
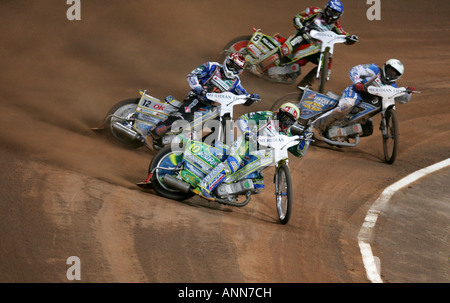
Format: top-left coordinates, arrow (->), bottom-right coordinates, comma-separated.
385,65 -> 401,81
226,59 -> 244,74
278,111 -> 296,129
325,7 -> 342,21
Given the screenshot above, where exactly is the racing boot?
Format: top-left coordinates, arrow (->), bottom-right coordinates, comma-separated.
150,121 -> 170,139
148,121 -> 171,150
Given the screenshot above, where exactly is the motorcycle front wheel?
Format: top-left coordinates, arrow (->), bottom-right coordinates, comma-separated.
382,108 -> 399,164
149,146 -> 195,201
104,98 -> 144,148
275,164 -> 293,225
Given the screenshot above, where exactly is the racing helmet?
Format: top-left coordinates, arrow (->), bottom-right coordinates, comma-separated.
382,59 -> 404,84
277,103 -> 300,131
223,52 -> 246,79
324,0 -> 344,23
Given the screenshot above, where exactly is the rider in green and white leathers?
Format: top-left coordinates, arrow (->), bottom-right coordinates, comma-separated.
198,107 -> 311,198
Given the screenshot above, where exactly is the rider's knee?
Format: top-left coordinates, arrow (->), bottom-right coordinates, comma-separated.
338,97 -> 356,111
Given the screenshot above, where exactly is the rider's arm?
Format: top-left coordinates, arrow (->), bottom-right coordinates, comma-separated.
236,112 -> 271,140
236,113 -> 257,140
187,62 -> 217,91
395,93 -> 412,104
230,78 -> 249,95
333,21 -> 359,45
333,20 -> 349,36
349,63 -> 380,85
287,128 -> 311,158
391,83 -> 413,104
293,7 -> 321,30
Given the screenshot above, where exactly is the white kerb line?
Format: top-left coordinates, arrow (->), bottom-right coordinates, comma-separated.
358,158 -> 450,283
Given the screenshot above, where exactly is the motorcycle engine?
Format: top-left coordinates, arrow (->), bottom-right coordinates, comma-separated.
215,179 -> 255,198
267,63 -> 301,81
327,124 -> 363,141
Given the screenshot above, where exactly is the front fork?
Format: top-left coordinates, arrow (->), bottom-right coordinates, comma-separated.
273,160 -> 289,184
316,51 -> 333,80
380,106 -> 395,137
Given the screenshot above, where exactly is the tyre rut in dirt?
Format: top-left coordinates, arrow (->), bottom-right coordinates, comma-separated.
104,98 -> 144,148
149,146 -> 195,201
275,164 -> 293,225
382,108 -> 399,164
270,92 -> 303,112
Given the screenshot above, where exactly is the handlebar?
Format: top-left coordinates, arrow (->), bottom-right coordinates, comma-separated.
405,87 -> 421,94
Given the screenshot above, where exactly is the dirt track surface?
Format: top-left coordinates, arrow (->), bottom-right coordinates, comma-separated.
1,1 -> 449,283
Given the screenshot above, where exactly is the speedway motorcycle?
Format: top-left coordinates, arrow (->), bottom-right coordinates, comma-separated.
221,17 -> 356,93
92,90 -> 258,150
271,85 -> 419,164
137,126 -> 308,225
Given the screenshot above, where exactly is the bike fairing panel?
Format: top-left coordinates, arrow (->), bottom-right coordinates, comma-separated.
179,133 -> 276,191
180,140 -> 227,187
298,90 -> 338,120
134,93 -> 182,134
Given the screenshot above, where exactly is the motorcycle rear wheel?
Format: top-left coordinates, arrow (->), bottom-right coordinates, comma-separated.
104,98 -> 144,148
149,146 -> 195,201
382,108 -> 399,164
275,164 -> 293,225
220,36 -> 251,61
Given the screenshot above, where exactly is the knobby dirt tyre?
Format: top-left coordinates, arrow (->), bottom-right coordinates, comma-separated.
149,146 -> 195,201
382,108 -> 399,164
104,98 -> 144,148
275,164 -> 293,225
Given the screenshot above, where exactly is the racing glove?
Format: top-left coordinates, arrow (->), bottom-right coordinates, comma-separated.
346,35 -> 359,45
406,86 -> 417,94
354,82 -> 365,92
193,86 -> 206,96
243,131 -> 257,142
244,93 -> 261,106
300,26 -> 312,43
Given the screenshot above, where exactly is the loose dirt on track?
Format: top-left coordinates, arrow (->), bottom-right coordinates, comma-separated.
1,0 -> 449,283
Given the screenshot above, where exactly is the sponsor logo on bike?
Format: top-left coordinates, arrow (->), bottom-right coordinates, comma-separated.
248,43 -> 263,57
302,101 -> 323,112
261,37 -> 276,50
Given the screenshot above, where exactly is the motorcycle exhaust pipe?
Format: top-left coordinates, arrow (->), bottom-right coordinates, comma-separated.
111,122 -> 144,142
162,175 -> 191,193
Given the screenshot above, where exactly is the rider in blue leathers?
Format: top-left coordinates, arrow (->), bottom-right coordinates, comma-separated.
313,58 -> 416,136
150,53 -> 259,147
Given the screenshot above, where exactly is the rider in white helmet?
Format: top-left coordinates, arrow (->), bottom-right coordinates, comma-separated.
313,59 -> 416,137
